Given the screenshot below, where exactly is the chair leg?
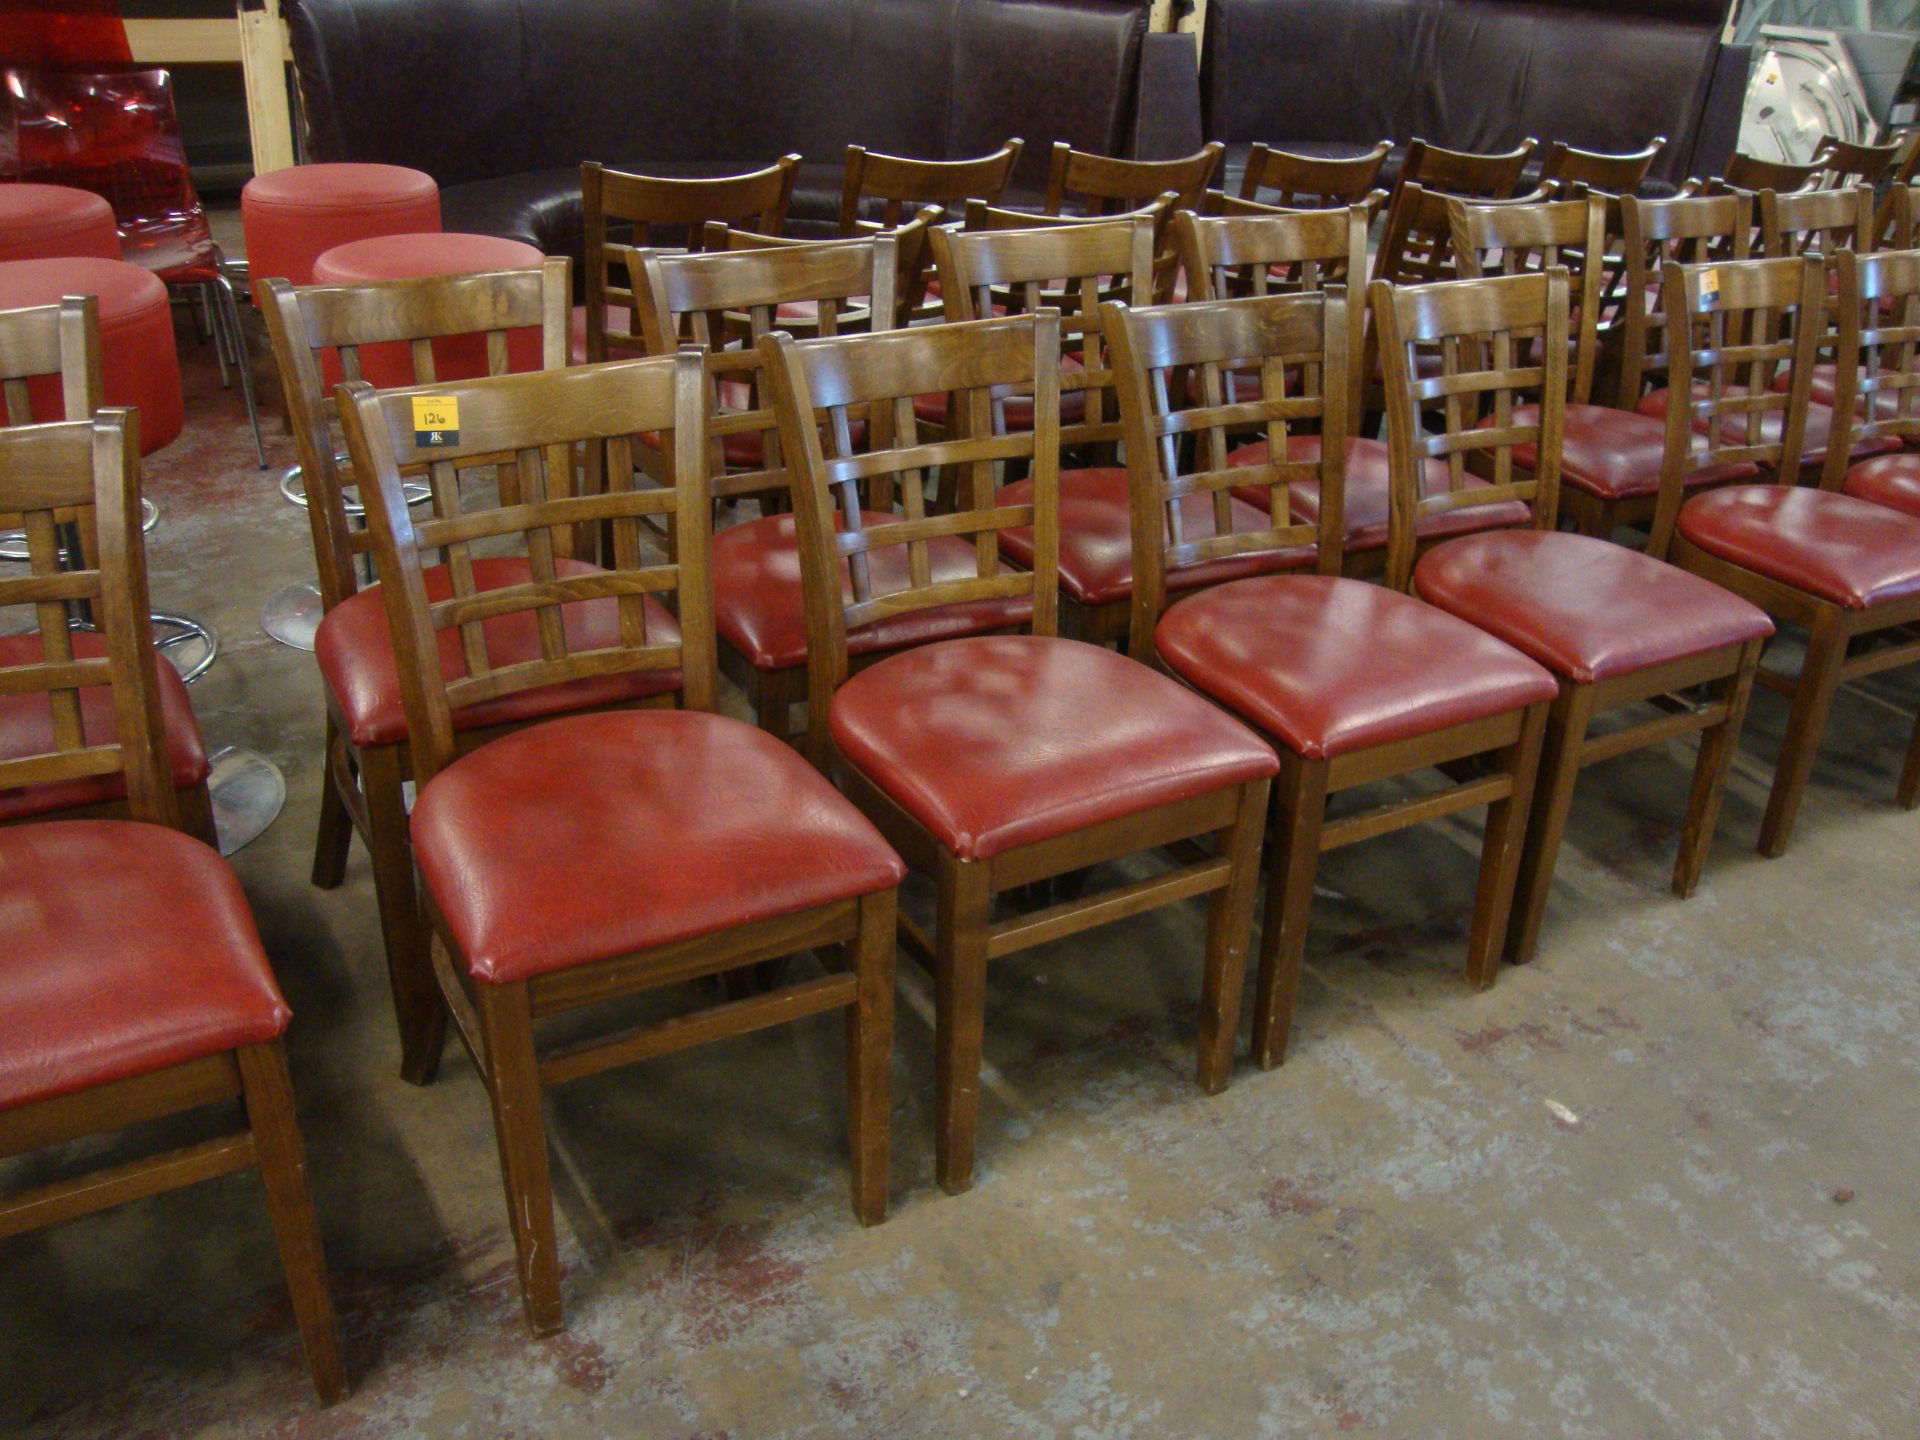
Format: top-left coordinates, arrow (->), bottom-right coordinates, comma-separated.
361,745 -> 446,1085
846,888 -> 896,1225
311,719 -> 354,890
1759,608 -> 1849,858
476,982 -> 564,1336
1673,639 -> 1763,897
178,779 -> 218,849
1251,752 -> 1327,1071
1467,702 -> 1548,983
211,266 -> 267,468
235,1042 -> 348,1406
1196,776 -> 1269,1093
932,855 -> 993,1195
1503,684 -> 1592,967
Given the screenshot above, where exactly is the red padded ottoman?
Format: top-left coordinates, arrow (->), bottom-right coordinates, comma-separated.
0,184 -> 121,263
312,231 -> 546,386
0,257 -> 182,453
241,162 -> 440,297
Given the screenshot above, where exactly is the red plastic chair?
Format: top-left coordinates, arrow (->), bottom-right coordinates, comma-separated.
4,66 -> 264,464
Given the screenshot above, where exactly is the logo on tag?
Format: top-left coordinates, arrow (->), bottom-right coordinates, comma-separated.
411,395 -> 460,447
1700,269 -> 1721,307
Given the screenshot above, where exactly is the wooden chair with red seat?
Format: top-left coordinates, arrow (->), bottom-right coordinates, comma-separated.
1234,141 -> 1392,213
335,351 -> 905,1334
757,311 -> 1278,1193
0,293 -> 214,842
1399,137 -> 1539,199
261,260 -> 643,1084
1105,287 -> 1558,1067
1449,192 -> 1762,543
1042,141 -> 1222,217
1825,245 -> 1920,535
1374,267 -> 1775,964
1646,252 -> 1920,849
0,410 -> 344,1404
1722,153 -> 1823,194
699,206 -> 941,334
1538,137 -> 1666,375
964,193 -> 1182,302
837,141 -> 1023,234
1812,134 -> 1907,190
578,155 -> 803,363
1873,143 -> 1920,245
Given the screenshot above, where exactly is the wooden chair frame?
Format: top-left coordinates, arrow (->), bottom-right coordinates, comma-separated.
1874,142 -> 1920,244
1400,136 -> 1539,199
1236,140 -> 1391,212
1538,137 -> 1665,197
1722,152 -> 1822,194
1813,134 -> 1907,190
259,261 -> 577,1083
837,140 -> 1023,233
759,313 -> 1270,1192
0,294 -> 215,843
0,412 -> 343,1404
1376,268 -> 1766,964
336,353 -> 897,1333
1617,191 -> 1753,409
1043,140 -> 1221,215
580,155 -> 802,362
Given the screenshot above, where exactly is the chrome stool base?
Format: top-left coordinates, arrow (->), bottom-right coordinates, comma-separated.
153,611 -> 218,684
0,498 -> 157,562
279,461 -> 430,513
262,581 -> 324,651
207,745 -> 285,856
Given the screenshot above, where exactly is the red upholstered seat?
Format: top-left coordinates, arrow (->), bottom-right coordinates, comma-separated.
1414,530 -> 1775,683
1843,452 -> 1920,519
912,350 -> 1088,428
1674,485 -> 1920,610
409,710 -> 904,982
1499,403 -> 1757,501
0,183 -> 120,263
1154,575 -> 1557,759
0,820 -> 290,1111
828,635 -> 1279,861
1226,436 -> 1531,552
995,467 -> 1313,606
0,632 -> 209,822
1635,384 -> 1900,464
1771,362 -> 1903,416
711,511 -> 1032,671
0,256 -> 181,452
569,303 -> 647,364
314,556 -> 682,748
241,162 -> 440,293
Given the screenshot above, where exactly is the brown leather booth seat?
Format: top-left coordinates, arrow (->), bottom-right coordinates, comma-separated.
286,0 -> 1173,259
1200,0 -> 1750,194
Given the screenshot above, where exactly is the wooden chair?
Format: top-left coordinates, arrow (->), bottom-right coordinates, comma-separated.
1236,140 -> 1391,212
261,260 -> 642,1085
579,155 -> 802,362
1722,153 -> 1822,194
1106,287 -> 1557,1064
1649,253 -> 1920,851
758,312 -> 1278,1193
336,351 -> 905,1334
1375,268 -> 1774,964
1873,136 -> 1920,243
0,294 -> 216,842
1043,140 -> 1221,217
1822,245 -> 1920,526
1616,190 -> 1753,411
1538,137 -> 1666,197
1813,134 -> 1907,189
963,191 -> 1179,302
836,141 -> 1023,233
1400,137 -> 1539,199
0,410 -> 343,1404
700,205 -> 941,332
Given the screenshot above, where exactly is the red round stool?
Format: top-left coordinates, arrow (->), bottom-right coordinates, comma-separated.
312,232 -> 546,386
0,257 -> 182,452
241,163 -> 440,300
0,184 -> 121,263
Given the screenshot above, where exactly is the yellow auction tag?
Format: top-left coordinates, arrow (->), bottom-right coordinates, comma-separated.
1700,268 -> 1721,306
411,395 -> 460,447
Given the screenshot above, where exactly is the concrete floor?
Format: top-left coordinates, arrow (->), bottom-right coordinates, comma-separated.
3,286 -> 1919,1439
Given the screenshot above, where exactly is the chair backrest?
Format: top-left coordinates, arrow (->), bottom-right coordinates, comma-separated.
1449,194 -> 1607,405
929,216 -> 1155,457
1647,255 -> 1824,559
1875,139 -> 1920,243
580,156 -> 801,361
1819,247 -> 1920,490
334,352 -> 711,787
2,66 -> 217,280
757,313 -> 1059,763
1888,182 -> 1920,250
1237,141 -> 1391,211
1722,153 -> 1821,194
1538,137 -> 1666,197
0,296 -> 100,425
1813,135 -> 1906,189
1042,141 -> 1222,215
837,141 -> 1023,233
1759,185 -> 1874,260
1400,137 -> 1538,200
0,411 -> 176,827
1172,205 -> 1368,429
1617,191 -> 1753,405
1104,290 -> 1348,662
633,236 -> 898,503
1374,182 -> 1552,290
1371,268 -> 1570,592
703,206 -> 939,327
259,260 -> 573,613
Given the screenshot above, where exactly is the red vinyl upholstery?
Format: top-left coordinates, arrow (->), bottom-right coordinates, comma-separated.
241,162 -> 441,295
1227,436 -> 1530,552
1842,452 -> 1920,519
829,635 -> 1279,861
0,632 -> 209,821
409,710 -> 905,983
0,183 -> 120,262
1501,403 -> 1757,501
1674,486 -> 1920,610
1635,385 -> 1900,464
711,511 -> 1033,672
314,556 -> 682,748
0,820 -> 290,1111
995,467 -> 1314,606
1154,575 -> 1557,758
